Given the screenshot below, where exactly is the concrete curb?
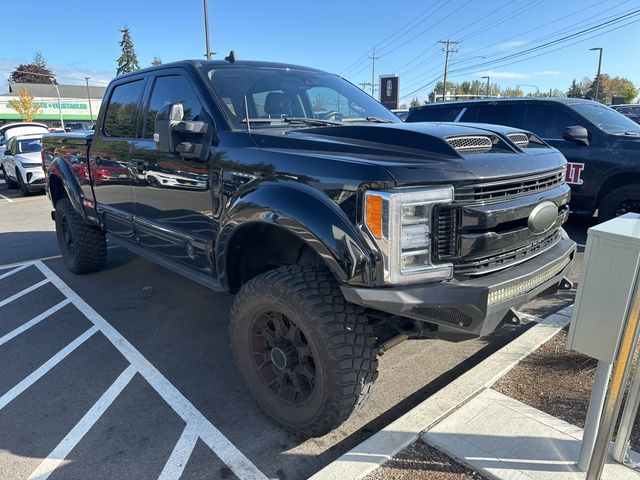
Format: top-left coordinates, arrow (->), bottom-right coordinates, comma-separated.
309,305 -> 573,480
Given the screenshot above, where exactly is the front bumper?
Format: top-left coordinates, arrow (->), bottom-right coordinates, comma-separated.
342,229 -> 576,339
22,167 -> 46,192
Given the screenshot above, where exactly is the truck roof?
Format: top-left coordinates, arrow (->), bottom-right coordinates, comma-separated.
114,59 -> 326,81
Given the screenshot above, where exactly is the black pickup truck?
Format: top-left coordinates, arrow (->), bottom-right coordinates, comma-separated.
42,59 -> 575,437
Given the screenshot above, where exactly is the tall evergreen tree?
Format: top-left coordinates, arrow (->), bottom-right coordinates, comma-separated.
567,79 -> 582,98
32,52 -> 47,68
116,26 -> 140,76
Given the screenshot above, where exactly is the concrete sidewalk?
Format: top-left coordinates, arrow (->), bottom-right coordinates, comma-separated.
425,388 -> 640,480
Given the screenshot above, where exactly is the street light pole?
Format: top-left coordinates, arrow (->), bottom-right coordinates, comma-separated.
590,47 -> 603,102
203,0 -> 212,60
85,77 -> 93,123
482,76 -> 490,98
51,78 -> 64,130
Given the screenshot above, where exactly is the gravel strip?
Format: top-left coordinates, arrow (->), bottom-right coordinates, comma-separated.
364,439 -> 486,480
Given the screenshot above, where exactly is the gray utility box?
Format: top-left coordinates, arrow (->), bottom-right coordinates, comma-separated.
567,213 -> 640,363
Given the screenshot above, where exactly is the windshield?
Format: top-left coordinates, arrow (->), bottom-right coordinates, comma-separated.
201,65 -> 398,129
17,138 -> 42,153
572,103 -> 640,135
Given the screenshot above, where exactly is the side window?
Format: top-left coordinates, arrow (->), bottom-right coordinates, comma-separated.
103,80 -> 144,138
523,105 -> 581,139
470,105 -> 525,128
143,75 -> 204,138
406,107 -> 462,122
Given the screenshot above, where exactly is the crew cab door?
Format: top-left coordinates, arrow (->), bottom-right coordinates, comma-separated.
89,78 -> 145,239
129,70 -> 216,274
521,104 -> 600,212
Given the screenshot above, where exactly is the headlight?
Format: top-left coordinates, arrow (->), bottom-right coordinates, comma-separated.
20,162 -> 42,168
364,186 -> 454,284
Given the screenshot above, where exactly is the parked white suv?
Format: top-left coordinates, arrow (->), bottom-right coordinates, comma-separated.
0,122 -> 48,170
1,134 -> 45,195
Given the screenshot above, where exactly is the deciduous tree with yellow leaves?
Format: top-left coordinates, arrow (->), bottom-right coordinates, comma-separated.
8,88 -> 43,122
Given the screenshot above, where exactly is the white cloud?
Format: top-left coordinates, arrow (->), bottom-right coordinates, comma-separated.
474,70 -> 561,80
497,40 -> 527,51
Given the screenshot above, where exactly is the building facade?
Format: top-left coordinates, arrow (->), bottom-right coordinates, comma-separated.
0,82 -> 107,127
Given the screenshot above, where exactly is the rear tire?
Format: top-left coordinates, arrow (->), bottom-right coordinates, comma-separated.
229,265 -> 378,438
598,185 -> 640,222
55,198 -> 107,274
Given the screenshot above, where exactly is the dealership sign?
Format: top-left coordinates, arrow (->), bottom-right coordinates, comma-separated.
379,75 -> 399,110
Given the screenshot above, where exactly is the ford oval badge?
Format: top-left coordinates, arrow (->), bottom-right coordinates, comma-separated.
528,201 -> 558,235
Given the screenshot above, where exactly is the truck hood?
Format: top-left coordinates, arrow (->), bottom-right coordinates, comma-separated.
250,122 -> 567,185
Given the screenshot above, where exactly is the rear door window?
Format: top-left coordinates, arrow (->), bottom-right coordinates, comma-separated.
464,104 -> 525,128
103,80 -> 144,138
523,104 -> 581,139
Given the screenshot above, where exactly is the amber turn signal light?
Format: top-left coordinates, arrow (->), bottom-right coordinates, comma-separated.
366,194 -> 383,239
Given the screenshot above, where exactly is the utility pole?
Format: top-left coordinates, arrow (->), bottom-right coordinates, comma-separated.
438,40 -> 458,102
369,48 -> 379,99
482,76 -> 490,98
203,0 -> 212,60
85,77 -> 93,123
590,47 -> 603,101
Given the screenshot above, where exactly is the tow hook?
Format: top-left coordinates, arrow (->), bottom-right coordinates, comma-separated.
504,308 -> 521,325
559,277 -> 573,290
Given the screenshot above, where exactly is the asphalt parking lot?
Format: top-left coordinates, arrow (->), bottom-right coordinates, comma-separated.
0,177 -> 589,480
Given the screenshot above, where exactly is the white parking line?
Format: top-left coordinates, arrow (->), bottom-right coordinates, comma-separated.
0,279 -> 49,309
0,263 -> 30,277
27,365 -> 137,480
0,193 -> 14,203
34,261 -> 268,480
0,299 -> 71,347
158,425 -> 200,480
0,326 -> 98,410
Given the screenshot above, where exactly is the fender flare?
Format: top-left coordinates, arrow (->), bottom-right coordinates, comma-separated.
48,157 -> 87,221
215,181 -> 376,288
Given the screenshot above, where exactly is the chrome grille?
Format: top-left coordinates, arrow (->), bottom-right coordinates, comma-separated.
455,169 -> 565,204
507,132 -> 529,147
446,135 -> 493,153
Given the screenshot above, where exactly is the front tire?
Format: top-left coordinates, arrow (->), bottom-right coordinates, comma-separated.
229,265 -> 378,437
1,165 -> 17,188
598,185 -> 640,222
55,198 -> 107,274
16,170 -> 32,196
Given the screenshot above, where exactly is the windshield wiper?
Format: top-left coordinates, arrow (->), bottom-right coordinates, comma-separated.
341,117 -> 395,123
241,117 -> 341,127
613,131 -> 640,136
282,117 -> 342,126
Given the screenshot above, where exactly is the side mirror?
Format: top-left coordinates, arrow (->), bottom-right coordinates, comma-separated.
562,125 -> 589,146
154,102 -> 212,161
4,150 -> 11,156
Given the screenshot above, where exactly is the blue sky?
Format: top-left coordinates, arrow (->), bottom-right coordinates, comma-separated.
3,0 -> 639,102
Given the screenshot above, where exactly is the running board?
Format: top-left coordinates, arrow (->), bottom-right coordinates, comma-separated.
106,234 -> 225,292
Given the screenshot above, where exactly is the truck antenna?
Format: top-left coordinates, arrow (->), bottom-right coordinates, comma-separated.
243,95 -> 251,132
225,50 -> 237,63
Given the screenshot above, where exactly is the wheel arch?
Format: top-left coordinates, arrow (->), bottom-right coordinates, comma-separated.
47,157 -> 86,220
596,171 -> 640,207
216,182 -> 375,293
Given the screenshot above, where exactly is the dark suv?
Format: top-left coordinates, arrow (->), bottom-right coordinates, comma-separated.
406,98 -> 640,220
42,60 -> 575,437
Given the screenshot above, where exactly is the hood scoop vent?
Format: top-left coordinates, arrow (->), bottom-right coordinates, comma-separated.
446,135 -> 493,153
507,132 -> 530,148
